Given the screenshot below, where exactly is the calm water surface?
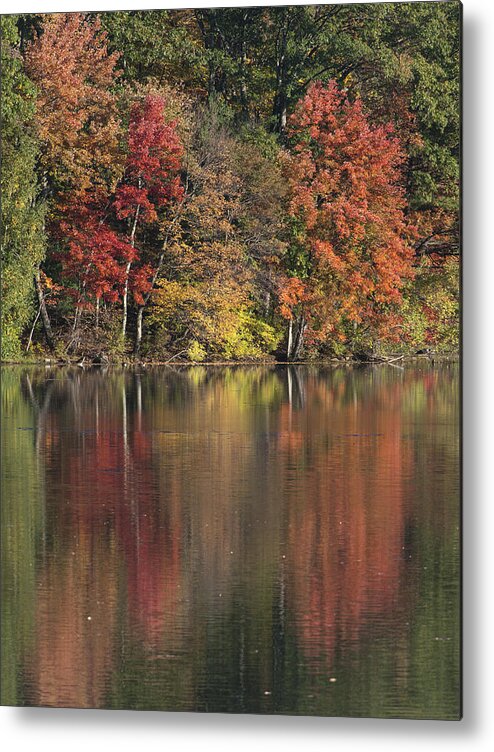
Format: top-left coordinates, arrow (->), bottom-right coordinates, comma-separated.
1,364 -> 460,718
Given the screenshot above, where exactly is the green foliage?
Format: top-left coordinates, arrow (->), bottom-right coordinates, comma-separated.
221,309 -> 280,360
187,339 -> 206,362
1,16 -> 45,360
100,10 -> 203,89
151,278 -> 280,362
236,123 -> 281,161
400,259 -> 460,352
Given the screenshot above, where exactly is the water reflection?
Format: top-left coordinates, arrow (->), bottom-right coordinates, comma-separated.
1,364 -> 460,718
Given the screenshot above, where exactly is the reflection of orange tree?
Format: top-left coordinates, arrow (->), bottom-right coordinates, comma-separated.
283,371 -> 412,667
29,529 -> 119,709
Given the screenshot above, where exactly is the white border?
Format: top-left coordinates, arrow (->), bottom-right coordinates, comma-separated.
2,1 -> 494,750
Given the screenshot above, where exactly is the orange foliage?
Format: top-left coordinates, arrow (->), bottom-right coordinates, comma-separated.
25,13 -> 122,197
285,80 -> 416,342
282,374 -> 412,666
278,276 -> 310,321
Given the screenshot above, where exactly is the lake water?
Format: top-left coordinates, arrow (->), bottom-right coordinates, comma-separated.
1,363 -> 460,718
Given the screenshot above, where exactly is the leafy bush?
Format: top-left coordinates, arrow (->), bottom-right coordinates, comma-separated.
187,340 -> 207,362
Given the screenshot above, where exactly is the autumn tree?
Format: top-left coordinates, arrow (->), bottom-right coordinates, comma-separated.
25,13 -> 121,197
166,3 -> 461,259
8,5 -> 458,361
52,91 -> 184,352
56,193 -> 133,336
112,92 -> 184,349
346,2 -> 461,263
284,80 -> 415,358
24,13 -> 122,348
150,107 -> 283,361
150,107 -> 251,360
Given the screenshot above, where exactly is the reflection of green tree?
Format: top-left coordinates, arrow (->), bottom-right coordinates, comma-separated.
1,369 -> 44,705
401,362 -> 460,719
108,643 -> 195,711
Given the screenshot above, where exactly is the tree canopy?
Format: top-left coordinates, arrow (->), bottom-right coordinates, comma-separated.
1,4 -> 460,362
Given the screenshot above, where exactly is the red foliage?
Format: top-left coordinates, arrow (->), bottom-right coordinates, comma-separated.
58,192 -> 134,306
25,13 -> 131,316
114,94 -> 184,224
129,264 -> 155,306
114,186 -> 157,223
114,93 -> 184,304
56,94 -> 185,312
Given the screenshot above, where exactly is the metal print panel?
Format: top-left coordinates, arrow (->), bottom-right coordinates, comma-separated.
0,2 -> 461,719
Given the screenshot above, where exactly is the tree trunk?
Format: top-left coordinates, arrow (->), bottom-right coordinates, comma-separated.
264,290 -> 271,316
131,196 -> 187,356
287,318 -> 294,360
195,10 -> 219,98
273,91 -> 287,133
122,260 -> 132,337
34,269 -> 55,350
72,306 -> 81,334
292,315 -> 307,361
26,304 -> 42,353
134,305 -> 144,356
123,195 -> 141,338
272,14 -> 289,133
239,12 -> 249,120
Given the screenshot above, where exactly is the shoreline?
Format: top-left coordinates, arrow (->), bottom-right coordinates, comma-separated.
1,353 -> 459,368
